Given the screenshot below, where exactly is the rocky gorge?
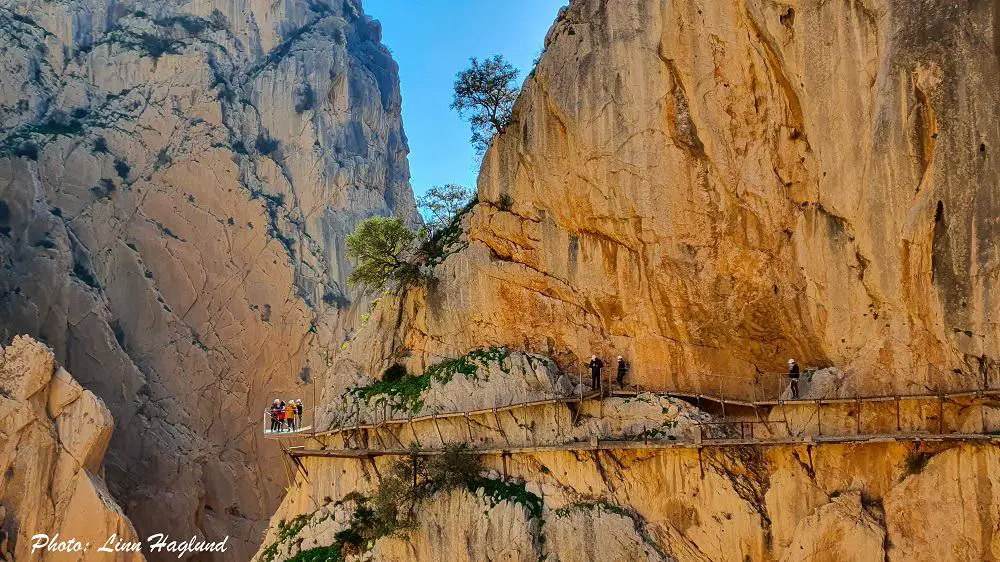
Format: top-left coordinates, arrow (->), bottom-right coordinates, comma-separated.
0,0 -> 416,557
260,0 -> 1000,560
0,0 -> 998,560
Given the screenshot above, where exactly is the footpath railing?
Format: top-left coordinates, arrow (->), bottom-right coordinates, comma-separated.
263,408 -> 314,437
266,351 -> 1000,457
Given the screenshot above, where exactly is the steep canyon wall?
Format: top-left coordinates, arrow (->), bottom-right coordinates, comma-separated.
335,0 -> 999,405
0,0 -> 417,556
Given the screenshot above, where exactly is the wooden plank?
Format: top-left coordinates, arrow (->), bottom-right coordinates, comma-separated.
288,433 -> 1000,460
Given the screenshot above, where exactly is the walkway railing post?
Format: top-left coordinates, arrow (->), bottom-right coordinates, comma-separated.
816,400 -> 822,436
856,398 -> 862,435
938,395 -> 945,434
981,392 -> 988,434
719,377 -> 726,419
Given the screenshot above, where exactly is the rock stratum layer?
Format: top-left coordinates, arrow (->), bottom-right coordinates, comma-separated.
262,438 -> 1000,562
0,335 -> 142,561
259,0 -> 1000,560
0,0 -> 416,557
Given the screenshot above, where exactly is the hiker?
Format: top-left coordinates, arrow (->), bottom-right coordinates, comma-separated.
616,356 -> 629,387
588,355 -> 604,392
269,399 -> 281,432
285,400 -> 297,432
296,399 -> 303,420
788,358 -> 801,399
277,399 -> 286,431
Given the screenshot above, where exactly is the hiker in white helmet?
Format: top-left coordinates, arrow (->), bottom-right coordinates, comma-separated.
787,358 -> 801,399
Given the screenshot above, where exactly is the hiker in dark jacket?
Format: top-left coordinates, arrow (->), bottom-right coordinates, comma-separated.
788,359 -> 801,399
616,356 -> 629,387
588,355 -> 604,392
269,399 -> 281,432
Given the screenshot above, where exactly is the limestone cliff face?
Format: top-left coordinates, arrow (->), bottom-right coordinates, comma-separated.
337,0 -> 999,403
0,335 -> 142,561
0,0 -> 417,557
260,0 -> 1000,561
257,409 -> 1000,561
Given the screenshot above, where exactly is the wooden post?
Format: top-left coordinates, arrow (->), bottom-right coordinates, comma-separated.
816,400 -> 822,436
719,378 -> 727,419
780,399 -> 789,438
409,414 -> 421,448
938,395 -> 944,434
432,415 -> 446,447
982,392 -> 988,434
856,398 -> 862,435
412,453 -> 418,488
895,396 -> 901,431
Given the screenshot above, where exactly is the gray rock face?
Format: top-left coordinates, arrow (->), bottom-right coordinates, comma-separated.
0,0 -> 417,557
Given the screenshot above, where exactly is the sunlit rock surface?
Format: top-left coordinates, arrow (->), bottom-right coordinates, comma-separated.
0,335 -> 142,561
264,0 -> 1000,559
336,0 -> 999,401
0,0 -> 417,557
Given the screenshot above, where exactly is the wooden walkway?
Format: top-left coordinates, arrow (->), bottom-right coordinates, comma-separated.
273,383 -> 1000,459
296,387 -> 1000,439
287,432 -> 1000,459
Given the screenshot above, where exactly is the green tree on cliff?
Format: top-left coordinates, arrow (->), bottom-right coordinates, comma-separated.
451,55 -> 520,153
417,184 -> 474,230
346,217 -> 419,292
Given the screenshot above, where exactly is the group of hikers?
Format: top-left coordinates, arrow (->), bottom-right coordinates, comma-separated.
587,355 -> 631,391
587,354 -> 805,398
269,399 -> 304,432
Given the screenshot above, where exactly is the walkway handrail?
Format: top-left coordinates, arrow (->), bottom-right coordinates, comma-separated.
302,386 -> 1000,439
288,433 -> 1000,459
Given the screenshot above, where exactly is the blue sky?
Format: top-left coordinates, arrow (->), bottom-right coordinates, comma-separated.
363,0 -> 568,199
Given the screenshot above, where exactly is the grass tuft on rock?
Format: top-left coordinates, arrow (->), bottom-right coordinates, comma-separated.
344,347 -> 510,414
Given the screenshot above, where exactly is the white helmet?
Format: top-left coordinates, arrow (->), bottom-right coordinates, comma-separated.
788,359 -> 795,364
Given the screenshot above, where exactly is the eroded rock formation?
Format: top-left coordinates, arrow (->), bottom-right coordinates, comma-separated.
0,335 -> 142,561
258,431 -> 1000,561
256,0 -> 1000,560
0,0 -> 417,557
335,0 -> 999,404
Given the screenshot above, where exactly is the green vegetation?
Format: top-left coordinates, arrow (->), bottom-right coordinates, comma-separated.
80,27 -> 186,59
903,450 -> 933,477
153,14 -> 218,35
498,193 -> 514,211
452,55 -> 520,153
294,82 -> 315,113
114,158 -> 130,180
345,347 -> 510,414
553,500 -> 630,519
259,512 -> 324,562
263,446 -> 528,562
91,179 -> 116,198
286,544 -> 341,561
417,184 -> 474,230
345,216 -> 420,293
418,196 -> 477,267
475,477 -> 543,520
636,420 -> 680,440
255,132 -> 280,155
72,259 -> 100,289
